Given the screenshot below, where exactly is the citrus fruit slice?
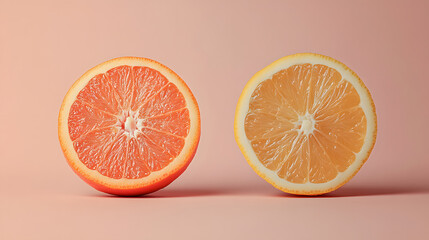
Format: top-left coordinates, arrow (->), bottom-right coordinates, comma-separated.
58,57 -> 200,196
234,53 -> 377,195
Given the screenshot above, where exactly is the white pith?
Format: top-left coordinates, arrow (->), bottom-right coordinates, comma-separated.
115,110 -> 138,137
296,113 -> 315,136
234,53 -> 377,193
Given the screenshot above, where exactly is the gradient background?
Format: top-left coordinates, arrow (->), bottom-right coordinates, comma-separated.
1,0 -> 428,239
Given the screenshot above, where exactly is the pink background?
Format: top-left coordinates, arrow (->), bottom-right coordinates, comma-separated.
1,0 -> 428,239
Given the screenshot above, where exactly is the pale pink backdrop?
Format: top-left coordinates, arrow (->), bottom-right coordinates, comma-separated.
1,0 -> 428,239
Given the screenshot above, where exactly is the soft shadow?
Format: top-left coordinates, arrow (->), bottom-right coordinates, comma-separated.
275,185 -> 429,198
88,188 -> 233,199
83,185 -> 429,198
151,188 -> 230,198
327,185 -> 429,197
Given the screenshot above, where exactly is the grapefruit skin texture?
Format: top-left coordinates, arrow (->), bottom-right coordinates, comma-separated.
234,53 -> 377,195
58,57 -> 200,196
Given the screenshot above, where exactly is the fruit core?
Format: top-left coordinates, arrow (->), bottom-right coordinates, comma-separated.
297,114 -> 315,136
117,110 -> 140,138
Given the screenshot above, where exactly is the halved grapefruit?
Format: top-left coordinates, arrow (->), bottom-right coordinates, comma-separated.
234,53 -> 377,195
59,57 -> 200,196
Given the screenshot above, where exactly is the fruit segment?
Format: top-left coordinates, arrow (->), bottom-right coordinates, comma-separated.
75,74 -> 122,115
68,65 -> 190,179
131,66 -> 169,112
68,100 -> 117,141
105,65 -> 134,110
140,108 -> 190,137
138,83 -> 187,118
124,138 -> 150,179
72,127 -> 118,171
244,63 -> 366,184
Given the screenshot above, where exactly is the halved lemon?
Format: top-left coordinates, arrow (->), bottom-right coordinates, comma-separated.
234,53 -> 377,195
